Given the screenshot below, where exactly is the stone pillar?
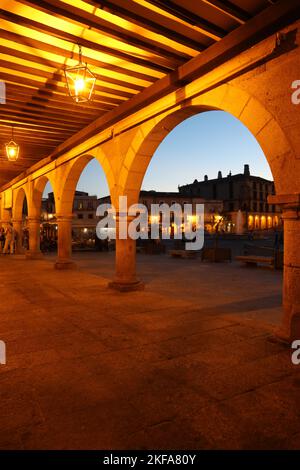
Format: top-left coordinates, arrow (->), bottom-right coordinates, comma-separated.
109,214 -> 144,292
12,219 -> 23,254
269,194 -> 300,341
55,214 -> 76,270
26,216 -> 42,259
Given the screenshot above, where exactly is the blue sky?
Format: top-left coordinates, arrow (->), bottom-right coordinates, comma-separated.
44,110 -> 272,198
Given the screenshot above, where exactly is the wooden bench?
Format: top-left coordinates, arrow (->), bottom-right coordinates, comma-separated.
236,255 -> 274,267
169,249 -> 197,259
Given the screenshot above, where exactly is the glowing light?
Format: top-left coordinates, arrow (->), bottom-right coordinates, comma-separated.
65,45 -> 96,103
74,78 -> 85,96
5,127 -> 19,162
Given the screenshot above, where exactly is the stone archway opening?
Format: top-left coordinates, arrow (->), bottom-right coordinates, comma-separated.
141,110 -> 277,237
12,187 -> 29,254
55,154 -> 112,271
40,178 -> 57,256
135,110 -> 281,291
72,157 -> 110,253
116,88 -> 297,336
23,175 -> 58,260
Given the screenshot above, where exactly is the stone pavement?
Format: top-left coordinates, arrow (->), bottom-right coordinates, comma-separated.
0,252 -> 299,450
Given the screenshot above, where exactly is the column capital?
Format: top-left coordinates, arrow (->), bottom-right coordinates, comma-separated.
55,213 -> 74,221
268,194 -> 300,220
27,216 -> 41,223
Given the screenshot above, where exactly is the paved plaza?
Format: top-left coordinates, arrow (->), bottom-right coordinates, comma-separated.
0,252 -> 299,450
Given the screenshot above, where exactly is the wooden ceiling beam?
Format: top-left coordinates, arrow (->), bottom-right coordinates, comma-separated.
0,123 -> 73,136
0,72 -> 124,106
5,96 -> 101,120
0,113 -> 82,131
5,83 -> 115,112
0,28 -> 157,83
0,121 -> 75,134
0,62 -> 135,100
0,137 -> 61,147
91,0 -> 217,46
18,0 -> 196,59
0,9 -> 178,73
201,0 -> 251,24
2,103 -> 94,126
145,0 -> 227,37
0,44 -> 145,92
0,130 -> 75,144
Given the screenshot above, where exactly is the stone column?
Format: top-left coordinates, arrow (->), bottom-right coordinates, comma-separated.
108,214 -> 144,291
26,216 -> 42,259
55,214 -> 76,270
12,219 -> 23,254
269,194 -> 300,341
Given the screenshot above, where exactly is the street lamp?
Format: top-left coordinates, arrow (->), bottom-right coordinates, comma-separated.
64,44 -> 96,103
5,127 -> 19,161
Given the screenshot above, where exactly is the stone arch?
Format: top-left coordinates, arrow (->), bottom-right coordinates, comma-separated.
31,173 -> 57,218
12,186 -> 29,221
58,150 -> 113,215
119,83 -> 296,203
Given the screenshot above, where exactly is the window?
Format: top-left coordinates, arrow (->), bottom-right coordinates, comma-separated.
88,214 -> 93,219
78,214 -> 84,219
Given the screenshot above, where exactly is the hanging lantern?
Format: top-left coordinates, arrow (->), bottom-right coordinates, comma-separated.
64,44 -> 96,103
5,127 -> 19,162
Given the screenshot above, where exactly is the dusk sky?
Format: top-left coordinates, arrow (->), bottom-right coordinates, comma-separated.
45,111 -> 272,198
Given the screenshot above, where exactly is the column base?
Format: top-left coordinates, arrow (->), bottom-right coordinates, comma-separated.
276,303 -> 300,342
25,251 -> 43,260
54,259 -> 77,270
108,280 -> 144,292
274,326 -> 291,343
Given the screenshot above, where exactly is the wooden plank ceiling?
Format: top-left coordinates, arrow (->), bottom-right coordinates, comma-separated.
0,0 -> 272,186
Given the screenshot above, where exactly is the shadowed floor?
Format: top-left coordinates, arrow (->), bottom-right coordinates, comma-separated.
0,252 -> 299,450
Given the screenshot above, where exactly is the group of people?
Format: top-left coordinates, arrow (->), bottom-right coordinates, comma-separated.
0,223 -> 16,254
0,225 -> 30,254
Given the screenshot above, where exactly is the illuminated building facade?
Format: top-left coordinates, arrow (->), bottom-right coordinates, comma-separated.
41,191 -> 98,246
179,165 -> 282,233
98,190 -> 223,236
